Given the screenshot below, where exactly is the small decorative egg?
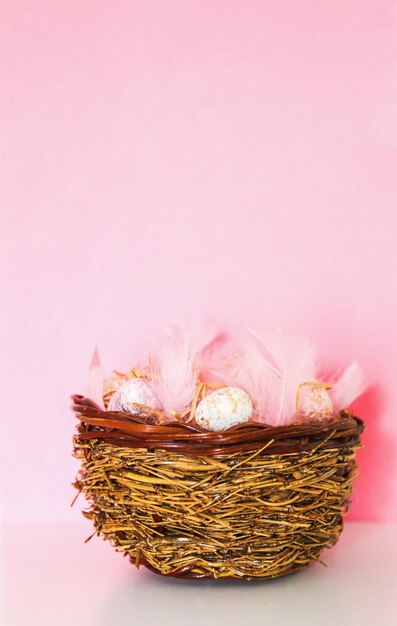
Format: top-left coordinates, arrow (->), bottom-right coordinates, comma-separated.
195,387 -> 253,431
104,373 -> 127,400
107,378 -> 161,415
297,383 -> 333,421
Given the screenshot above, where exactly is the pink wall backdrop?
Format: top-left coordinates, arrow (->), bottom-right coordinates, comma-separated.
1,1 -> 397,523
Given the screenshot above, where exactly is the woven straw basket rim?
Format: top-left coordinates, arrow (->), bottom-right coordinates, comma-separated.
72,394 -> 364,456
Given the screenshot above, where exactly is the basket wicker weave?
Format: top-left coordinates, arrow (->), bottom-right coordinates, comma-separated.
72,394 -> 364,580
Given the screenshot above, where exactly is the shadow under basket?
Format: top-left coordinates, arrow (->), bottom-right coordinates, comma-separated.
72,395 -> 364,580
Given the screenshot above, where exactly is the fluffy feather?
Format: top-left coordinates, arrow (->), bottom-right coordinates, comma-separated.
149,327 -> 200,415
197,332 -> 233,383
330,361 -> 367,413
226,327 -> 318,426
85,347 -> 105,408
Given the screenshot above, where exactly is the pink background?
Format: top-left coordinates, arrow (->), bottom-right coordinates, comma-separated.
1,1 -> 397,524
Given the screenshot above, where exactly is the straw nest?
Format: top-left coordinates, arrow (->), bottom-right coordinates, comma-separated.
72,395 -> 364,580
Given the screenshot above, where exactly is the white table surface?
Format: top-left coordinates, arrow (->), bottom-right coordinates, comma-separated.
2,522 -> 397,626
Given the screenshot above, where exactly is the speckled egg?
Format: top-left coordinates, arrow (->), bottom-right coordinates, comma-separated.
107,378 -> 161,415
195,387 -> 253,431
297,383 -> 333,421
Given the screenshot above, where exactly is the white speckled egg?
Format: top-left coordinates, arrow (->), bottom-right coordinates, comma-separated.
195,387 -> 253,431
107,378 -> 161,415
298,384 -> 333,421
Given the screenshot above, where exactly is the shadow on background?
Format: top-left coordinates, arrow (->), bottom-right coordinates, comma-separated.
348,384 -> 395,521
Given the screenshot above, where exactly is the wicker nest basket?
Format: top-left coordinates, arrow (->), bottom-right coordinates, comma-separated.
72,394 -> 364,580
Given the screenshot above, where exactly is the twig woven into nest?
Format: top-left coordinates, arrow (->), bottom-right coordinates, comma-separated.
72,395 -> 364,580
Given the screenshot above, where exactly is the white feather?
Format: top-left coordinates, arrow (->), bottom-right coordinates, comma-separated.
330,361 -> 367,413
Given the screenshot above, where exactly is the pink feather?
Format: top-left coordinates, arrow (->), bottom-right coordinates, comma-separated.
85,347 -> 105,408
149,324 -> 232,414
226,327 -> 318,426
197,332 -> 233,383
330,361 -> 367,413
149,327 -> 200,415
